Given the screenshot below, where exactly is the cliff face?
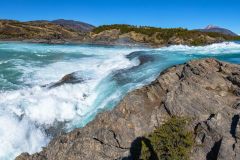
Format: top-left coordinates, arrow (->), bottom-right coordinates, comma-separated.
17,58 -> 240,160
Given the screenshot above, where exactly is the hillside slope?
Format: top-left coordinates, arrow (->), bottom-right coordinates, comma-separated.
0,20 -> 85,43
51,19 -> 95,32
85,24 -> 240,46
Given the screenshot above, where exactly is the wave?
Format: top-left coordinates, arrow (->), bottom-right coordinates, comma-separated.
0,44 -> 141,159
156,42 -> 240,54
0,42 -> 145,55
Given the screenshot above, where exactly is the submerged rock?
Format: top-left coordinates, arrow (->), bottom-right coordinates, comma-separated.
17,58 -> 240,160
126,51 -> 155,65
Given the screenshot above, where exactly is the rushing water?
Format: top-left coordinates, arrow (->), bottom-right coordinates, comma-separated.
0,41 -> 240,159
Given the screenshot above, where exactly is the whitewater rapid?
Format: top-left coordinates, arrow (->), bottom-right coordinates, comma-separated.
0,42 -> 240,159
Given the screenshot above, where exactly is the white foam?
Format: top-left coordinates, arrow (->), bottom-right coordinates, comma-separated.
0,114 -> 49,159
0,44 -> 141,159
157,42 -> 240,54
0,42 -> 144,56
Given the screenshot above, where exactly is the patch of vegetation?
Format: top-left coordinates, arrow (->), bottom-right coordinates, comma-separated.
92,24 -> 187,36
140,140 -> 152,160
140,117 -> 194,160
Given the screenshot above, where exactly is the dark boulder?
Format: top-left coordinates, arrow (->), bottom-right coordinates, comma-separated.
44,72 -> 85,89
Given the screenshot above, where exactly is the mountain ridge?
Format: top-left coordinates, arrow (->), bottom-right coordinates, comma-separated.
197,25 -> 238,36
51,19 -> 95,32
0,19 -> 239,46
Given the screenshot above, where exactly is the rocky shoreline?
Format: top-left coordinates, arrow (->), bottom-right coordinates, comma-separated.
16,58 -> 240,160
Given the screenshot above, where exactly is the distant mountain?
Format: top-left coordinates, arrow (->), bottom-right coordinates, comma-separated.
51,19 -> 95,32
0,20 -> 85,43
197,25 -> 238,36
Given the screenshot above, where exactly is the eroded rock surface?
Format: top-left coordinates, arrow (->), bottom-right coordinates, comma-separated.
17,58 -> 240,160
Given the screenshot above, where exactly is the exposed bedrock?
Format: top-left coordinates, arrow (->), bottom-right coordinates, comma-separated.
17,58 -> 240,160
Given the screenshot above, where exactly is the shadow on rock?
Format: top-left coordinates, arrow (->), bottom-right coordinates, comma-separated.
123,137 -> 159,160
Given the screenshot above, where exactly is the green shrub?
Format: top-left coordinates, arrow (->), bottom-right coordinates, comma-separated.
141,117 -> 194,160
92,24 -> 187,37
140,141 -> 151,160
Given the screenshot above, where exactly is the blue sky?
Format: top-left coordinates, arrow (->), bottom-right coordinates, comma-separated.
0,0 -> 239,33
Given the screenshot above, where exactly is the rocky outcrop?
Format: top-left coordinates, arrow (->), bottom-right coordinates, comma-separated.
16,58 -> 240,160
43,72 -> 86,89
